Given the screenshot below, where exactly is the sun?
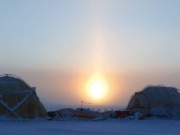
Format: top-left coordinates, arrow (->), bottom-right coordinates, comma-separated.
86,73 -> 108,100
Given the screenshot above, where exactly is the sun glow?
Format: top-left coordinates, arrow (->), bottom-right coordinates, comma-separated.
86,73 -> 108,100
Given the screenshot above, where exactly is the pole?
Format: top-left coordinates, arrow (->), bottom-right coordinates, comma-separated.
80,100 -> 92,109
81,100 -> 82,109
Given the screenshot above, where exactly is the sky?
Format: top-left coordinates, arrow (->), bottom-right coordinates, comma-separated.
0,0 -> 180,110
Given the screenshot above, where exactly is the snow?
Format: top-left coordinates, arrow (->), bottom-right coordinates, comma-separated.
0,119 -> 179,135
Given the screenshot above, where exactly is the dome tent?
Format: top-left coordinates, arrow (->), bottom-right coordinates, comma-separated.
127,85 -> 180,118
0,74 -> 47,119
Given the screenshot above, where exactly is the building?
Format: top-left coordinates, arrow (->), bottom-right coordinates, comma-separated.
0,74 -> 47,119
127,85 -> 180,118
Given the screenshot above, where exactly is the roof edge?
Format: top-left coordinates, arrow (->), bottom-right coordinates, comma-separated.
0,74 -> 31,88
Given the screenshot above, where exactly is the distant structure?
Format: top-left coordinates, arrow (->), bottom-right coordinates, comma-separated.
0,74 -> 47,119
127,85 -> 180,118
80,100 -> 92,109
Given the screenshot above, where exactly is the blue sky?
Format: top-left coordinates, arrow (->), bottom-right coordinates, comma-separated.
0,0 -> 180,109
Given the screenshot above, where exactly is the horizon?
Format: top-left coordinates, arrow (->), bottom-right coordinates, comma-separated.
1,0 -> 180,110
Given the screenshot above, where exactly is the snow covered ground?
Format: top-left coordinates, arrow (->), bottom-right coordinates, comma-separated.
0,119 -> 179,135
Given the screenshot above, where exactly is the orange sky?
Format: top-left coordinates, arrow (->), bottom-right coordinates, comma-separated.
2,68 -> 180,111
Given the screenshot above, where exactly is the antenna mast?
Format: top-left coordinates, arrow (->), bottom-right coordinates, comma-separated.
81,100 -> 92,108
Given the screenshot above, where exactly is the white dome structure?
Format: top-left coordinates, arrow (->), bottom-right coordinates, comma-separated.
127,85 -> 180,118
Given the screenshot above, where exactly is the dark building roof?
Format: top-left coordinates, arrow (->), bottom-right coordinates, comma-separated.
0,74 -> 31,90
